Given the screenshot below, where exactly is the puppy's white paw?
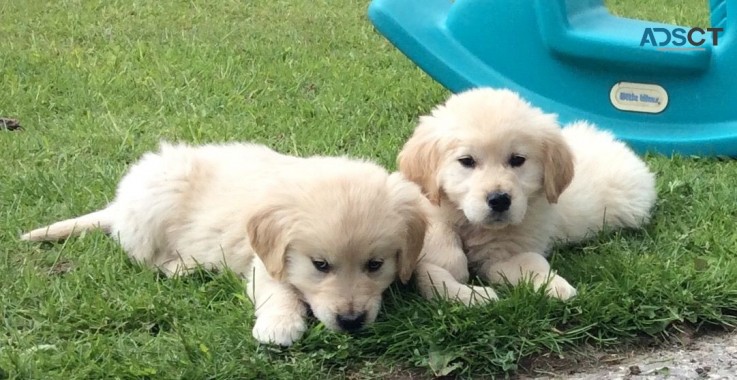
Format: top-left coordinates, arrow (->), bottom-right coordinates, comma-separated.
453,285 -> 499,306
252,313 -> 307,346
542,274 -> 577,301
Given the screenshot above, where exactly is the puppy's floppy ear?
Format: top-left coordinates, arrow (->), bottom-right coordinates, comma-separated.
397,116 -> 452,205
247,203 -> 292,280
387,173 -> 428,284
541,130 -> 575,204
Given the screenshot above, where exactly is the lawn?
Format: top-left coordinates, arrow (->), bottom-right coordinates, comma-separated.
2,0 -> 735,378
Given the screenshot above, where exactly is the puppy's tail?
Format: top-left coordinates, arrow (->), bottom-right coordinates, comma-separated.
21,208 -> 114,242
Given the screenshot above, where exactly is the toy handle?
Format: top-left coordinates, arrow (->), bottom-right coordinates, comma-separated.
535,0 -> 712,74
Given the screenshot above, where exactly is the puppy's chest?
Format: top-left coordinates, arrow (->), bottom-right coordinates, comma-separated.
458,224 -> 552,266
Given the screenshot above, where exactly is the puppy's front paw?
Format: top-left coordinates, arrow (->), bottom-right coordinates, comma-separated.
543,274 -> 577,301
252,313 -> 307,346
454,285 -> 499,306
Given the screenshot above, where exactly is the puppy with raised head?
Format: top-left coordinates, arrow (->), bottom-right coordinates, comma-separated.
22,142 -> 427,346
399,88 -> 656,304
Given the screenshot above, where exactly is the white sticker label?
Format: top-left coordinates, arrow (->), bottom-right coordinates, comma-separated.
610,82 -> 668,114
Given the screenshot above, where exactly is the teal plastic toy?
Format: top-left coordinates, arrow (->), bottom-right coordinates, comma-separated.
368,0 -> 737,156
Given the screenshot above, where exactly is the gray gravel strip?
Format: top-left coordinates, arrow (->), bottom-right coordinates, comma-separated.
523,331 -> 737,379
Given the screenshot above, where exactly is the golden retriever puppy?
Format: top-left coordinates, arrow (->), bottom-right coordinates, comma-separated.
22,142 -> 427,346
398,88 -> 656,304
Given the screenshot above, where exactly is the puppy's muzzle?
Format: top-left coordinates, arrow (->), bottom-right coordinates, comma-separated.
336,312 -> 367,332
486,192 -> 511,212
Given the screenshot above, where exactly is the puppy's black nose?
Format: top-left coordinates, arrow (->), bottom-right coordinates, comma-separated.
487,192 -> 511,212
336,312 -> 367,332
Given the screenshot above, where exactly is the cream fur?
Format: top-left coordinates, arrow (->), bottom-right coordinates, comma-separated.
398,88 -> 657,304
22,142 -> 428,345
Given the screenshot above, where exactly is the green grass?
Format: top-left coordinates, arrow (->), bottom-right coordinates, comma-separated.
1,0 -> 734,378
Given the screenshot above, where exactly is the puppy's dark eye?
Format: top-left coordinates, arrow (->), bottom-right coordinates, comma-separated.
366,259 -> 384,273
312,259 -> 330,273
458,156 -> 476,168
508,154 -> 526,167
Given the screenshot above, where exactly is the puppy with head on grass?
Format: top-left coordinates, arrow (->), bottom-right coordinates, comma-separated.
399,88 -> 657,304
22,142 -> 428,346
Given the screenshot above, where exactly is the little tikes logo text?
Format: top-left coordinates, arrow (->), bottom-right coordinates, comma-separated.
640,27 -> 723,51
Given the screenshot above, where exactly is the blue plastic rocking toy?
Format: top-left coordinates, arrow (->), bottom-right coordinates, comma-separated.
368,0 -> 737,156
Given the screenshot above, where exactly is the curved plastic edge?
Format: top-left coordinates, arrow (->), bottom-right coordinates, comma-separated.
368,0 -> 737,157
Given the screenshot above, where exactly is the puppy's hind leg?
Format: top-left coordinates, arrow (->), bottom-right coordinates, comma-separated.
482,252 -> 577,300
555,122 -> 657,242
21,208 -> 114,242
